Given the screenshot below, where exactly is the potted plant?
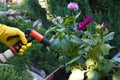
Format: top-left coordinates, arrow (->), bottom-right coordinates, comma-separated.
45,2 -> 120,80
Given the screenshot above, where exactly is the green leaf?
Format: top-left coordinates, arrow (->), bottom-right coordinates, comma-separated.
51,35 -> 70,53
70,35 -> 83,44
85,58 -> 95,69
66,56 -> 80,66
60,38 -> 70,52
63,16 -> 75,25
75,11 -> 81,19
100,43 -> 109,56
103,60 -> 113,73
56,24 -> 65,28
78,50 -> 86,55
82,39 -> 96,45
65,66 -> 71,73
86,69 -> 99,80
57,32 -> 65,39
56,28 -> 65,32
58,56 -> 66,62
103,32 -> 115,42
98,55 -> 104,62
112,71 -> 120,80
105,44 -> 113,50
97,63 -> 103,71
51,38 -> 61,49
84,46 -> 91,52
79,44 -> 85,48
45,26 -> 57,35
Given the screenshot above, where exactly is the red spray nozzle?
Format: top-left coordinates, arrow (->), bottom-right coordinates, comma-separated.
25,29 -> 51,46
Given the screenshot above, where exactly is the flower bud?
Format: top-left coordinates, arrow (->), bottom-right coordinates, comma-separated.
101,22 -> 108,28
96,33 -> 100,37
103,28 -> 109,35
67,2 -> 79,11
96,25 -> 102,31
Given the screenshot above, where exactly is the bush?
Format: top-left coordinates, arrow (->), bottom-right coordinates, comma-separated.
0,1 -> 6,11
28,42 -> 60,74
22,0 -> 51,27
48,0 -> 70,17
0,65 -> 33,80
0,16 -> 33,30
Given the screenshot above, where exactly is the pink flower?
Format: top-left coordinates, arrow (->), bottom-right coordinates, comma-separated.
84,16 -> 92,25
76,22 -> 86,30
67,2 -> 79,11
76,16 -> 92,30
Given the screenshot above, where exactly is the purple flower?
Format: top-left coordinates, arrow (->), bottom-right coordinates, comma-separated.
76,22 -> 86,30
84,16 -> 92,25
102,22 -> 108,28
67,2 -> 79,11
76,16 -> 92,30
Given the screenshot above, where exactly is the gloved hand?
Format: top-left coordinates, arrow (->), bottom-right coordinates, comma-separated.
0,24 -> 32,55
18,42 -> 32,55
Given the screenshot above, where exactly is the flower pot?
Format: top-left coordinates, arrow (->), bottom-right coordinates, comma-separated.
45,65 -> 70,80
44,65 -> 120,80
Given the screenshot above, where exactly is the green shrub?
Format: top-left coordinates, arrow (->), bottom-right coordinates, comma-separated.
0,16 -> 33,30
28,42 -> 60,74
22,0 -> 51,27
0,65 -> 33,80
48,0 -> 70,17
0,1 -> 6,11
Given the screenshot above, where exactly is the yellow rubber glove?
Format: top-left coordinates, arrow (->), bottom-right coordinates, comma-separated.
0,24 -> 32,55
18,42 -> 32,55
